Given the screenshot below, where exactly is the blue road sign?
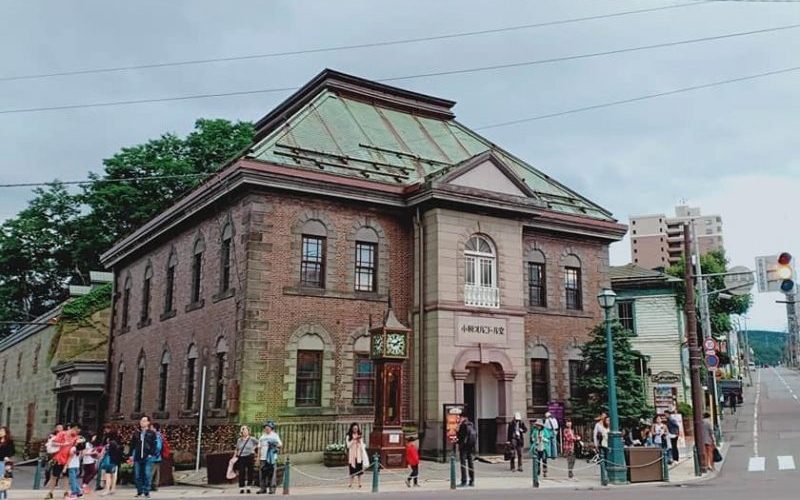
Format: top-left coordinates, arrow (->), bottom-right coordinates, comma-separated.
706,354 -> 719,369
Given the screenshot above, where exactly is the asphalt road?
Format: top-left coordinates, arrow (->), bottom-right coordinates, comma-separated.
11,368 -> 800,499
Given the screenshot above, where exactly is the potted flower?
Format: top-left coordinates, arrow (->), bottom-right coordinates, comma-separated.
323,443 -> 347,467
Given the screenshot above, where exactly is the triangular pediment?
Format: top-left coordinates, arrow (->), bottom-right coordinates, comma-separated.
439,152 -> 537,199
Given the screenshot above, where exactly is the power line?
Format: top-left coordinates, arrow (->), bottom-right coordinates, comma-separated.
0,173 -> 209,188
474,64 -> 800,130
4,63 -> 800,190
1,21 -> 798,116
0,2 -> 706,83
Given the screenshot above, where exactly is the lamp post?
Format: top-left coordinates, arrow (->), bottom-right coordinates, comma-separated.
597,288 -> 627,484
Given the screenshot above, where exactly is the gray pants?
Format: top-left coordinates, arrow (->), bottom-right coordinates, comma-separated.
459,449 -> 474,485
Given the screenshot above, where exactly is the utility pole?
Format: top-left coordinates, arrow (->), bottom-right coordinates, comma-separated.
683,223 -> 707,473
691,219 -> 721,441
776,295 -> 799,367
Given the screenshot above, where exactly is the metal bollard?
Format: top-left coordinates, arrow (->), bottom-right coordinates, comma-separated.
371,453 -> 380,493
662,448 -> 670,482
33,457 -> 43,490
282,456 -> 291,495
600,457 -> 609,486
532,454 -> 539,488
693,445 -> 702,476
449,451 -> 456,490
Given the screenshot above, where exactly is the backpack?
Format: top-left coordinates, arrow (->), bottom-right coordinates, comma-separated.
160,435 -> 171,460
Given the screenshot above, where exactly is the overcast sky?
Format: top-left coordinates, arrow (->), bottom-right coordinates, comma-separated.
1,0 -> 799,330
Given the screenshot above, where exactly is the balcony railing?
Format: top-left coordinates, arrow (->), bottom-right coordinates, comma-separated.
464,285 -> 500,308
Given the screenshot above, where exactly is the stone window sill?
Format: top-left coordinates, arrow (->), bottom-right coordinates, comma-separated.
137,318 -> 152,329
119,326 -> 130,335
283,286 -> 387,302
280,406 -> 338,418
179,409 -> 199,419
152,411 -> 170,420
110,413 -> 125,421
185,300 -> 205,313
212,288 -> 235,303
526,308 -> 593,319
130,412 -> 144,420
160,310 -> 176,322
208,408 -> 228,418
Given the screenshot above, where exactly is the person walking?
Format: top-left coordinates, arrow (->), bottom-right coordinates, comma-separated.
728,393 -> 738,415
149,423 -> 165,492
530,420 -> 548,478
257,421 -> 282,495
666,410 -> 681,462
544,412 -> 559,459
99,423 -> 123,497
404,435 -> 420,488
456,416 -> 476,487
234,425 -> 258,494
506,412 -> 527,472
45,422 -> 79,500
0,426 -> 14,500
80,435 -> 99,495
66,435 -> 86,499
345,423 -> 368,489
129,415 -> 158,498
596,417 -> 610,463
563,420 -> 579,479
701,412 -> 716,472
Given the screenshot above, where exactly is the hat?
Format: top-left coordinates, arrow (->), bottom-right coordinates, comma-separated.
514,412 -> 522,420
263,420 -> 276,429
534,419 -> 545,428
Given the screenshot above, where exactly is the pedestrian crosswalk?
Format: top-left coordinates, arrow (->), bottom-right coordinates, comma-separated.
747,456 -> 796,472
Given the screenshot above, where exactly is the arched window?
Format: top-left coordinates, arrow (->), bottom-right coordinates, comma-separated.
121,274 -> 132,330
185,344 -> 199,410
115,361 -> 125,413
213,338 -> 229,409
190,237 -> 205,305
134,354 -> 146,413
527,249 -> 547,308
354,227 -> 379,293
158,350 -> 170,412
164,249 -> 178,315
564,254 -> 582,311
296,334 -> 324,407
33,343 -> 41,374
300,221 -> 327,288
141,264 -> 153,325
220,223 -> 233,293
464,235 -> 499,308
530,345 -> 550,410
352,336 -> 374,406
16,352 -> 23,378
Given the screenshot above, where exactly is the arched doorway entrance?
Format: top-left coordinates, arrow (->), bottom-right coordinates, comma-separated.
452,348 -> 517,454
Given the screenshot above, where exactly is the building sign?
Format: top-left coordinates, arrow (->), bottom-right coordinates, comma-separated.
651,371 -> 681,384
653,385 -> 678,414
547,401 -> 565,424
443,404 -> 464,453
455,316 -> 507,345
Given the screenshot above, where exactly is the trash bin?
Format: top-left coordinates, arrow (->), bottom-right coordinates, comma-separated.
206,452 -> 234,485
625,447 -> 664,483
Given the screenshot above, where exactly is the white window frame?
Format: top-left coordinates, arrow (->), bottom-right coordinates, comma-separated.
464,235 -> 499,308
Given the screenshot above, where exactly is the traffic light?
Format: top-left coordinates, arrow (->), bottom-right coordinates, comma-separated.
777,252 -> 796,294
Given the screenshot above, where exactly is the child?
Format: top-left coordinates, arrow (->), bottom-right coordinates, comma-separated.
66,436 -> 86,499
404,435 -> 420,487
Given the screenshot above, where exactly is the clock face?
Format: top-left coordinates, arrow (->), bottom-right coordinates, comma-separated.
386,333 -> 406,357
372,334 -> 384,357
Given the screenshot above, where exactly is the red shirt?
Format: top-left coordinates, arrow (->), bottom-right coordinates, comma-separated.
53,431 -> 77,466
406,443 -> 420,466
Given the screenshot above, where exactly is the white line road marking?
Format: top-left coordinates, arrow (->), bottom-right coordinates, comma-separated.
754,370 -> 761,457
778,456 -> 796,471
748,457 -> 766,472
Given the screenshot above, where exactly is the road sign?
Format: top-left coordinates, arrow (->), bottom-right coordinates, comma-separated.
724,265 -> 755,296
703,338 -> 717,351
706,354 -> 719,370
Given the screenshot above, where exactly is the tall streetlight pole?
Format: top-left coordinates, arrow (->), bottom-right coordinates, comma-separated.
597,288 -> 627,485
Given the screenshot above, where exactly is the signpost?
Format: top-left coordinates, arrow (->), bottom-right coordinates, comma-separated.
724,266 -> 755,296
706,354 -> 719,370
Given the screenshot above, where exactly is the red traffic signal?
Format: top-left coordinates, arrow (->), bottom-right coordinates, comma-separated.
777,252 -> 795,294
779,252 -> 792,265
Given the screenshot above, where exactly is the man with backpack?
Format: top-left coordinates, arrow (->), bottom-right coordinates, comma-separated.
130,415 -> 158,498
665,409 -> 681,463
456,416 -> 477,487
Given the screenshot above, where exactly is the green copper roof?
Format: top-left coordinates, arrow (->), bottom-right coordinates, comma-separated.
249,89 -> 611,220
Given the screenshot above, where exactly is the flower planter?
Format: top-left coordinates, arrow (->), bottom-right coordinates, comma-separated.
323,451 -> 347,467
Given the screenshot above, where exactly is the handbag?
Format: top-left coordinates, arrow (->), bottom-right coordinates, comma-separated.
713,447 -> 723,463
226,437 -> 251,480
0,477 -> 11,492
45,438 -> 59,454
503,445 -> 514,461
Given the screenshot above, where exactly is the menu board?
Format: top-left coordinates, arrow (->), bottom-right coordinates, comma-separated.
653,385 -> 678,415
443,404 -> 464,453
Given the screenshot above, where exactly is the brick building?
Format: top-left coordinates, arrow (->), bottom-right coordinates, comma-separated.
100,70 -> 626,458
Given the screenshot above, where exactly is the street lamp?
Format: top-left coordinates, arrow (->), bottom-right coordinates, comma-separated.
597,288 -> 627,485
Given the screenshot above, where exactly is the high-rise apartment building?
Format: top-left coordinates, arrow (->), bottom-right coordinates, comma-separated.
630,205 -> 724,269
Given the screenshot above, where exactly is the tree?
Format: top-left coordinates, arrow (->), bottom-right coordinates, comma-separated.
0,118 -> 254,338
666,250 -> 751,337
570,322 -> 653,428
0,183 -> 83,335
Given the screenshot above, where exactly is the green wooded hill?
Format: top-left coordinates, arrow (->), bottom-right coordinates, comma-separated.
746,330 -> 787,365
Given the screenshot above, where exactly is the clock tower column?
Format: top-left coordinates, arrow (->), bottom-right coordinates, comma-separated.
369,303 -> 410,468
